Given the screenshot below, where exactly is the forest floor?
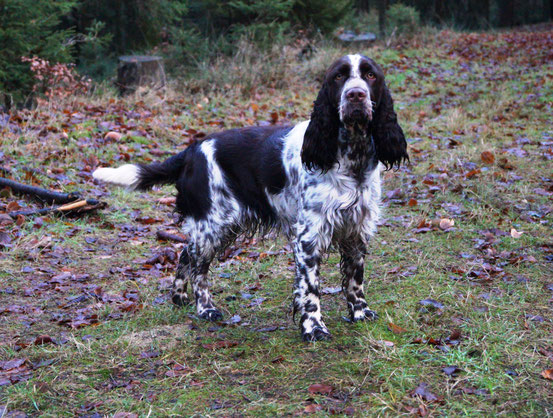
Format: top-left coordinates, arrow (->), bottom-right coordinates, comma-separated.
1,26 -> 552,416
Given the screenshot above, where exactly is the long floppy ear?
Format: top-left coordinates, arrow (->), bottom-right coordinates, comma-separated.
301,83 -> 340,172
372,82 -> 409,170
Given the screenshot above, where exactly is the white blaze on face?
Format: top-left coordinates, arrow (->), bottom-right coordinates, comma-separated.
339,54 -> 373,122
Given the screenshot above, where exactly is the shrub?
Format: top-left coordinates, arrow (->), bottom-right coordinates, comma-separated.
386,3 -> 421,36
21,57 -> 90,105
159,0 -> 351,77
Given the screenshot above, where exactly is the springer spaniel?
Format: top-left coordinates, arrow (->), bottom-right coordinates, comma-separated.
93,54 -> 408,341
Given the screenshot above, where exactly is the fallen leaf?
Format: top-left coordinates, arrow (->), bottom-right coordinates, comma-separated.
442,366 -> 462,377
344,407 -> 355,416
304,404 -> 322,413
373,340 -> 395,348
498,157 -> 514,170
113,413 -> 137,418
465,168 -> 481,178
225,314 -> 241,325
481,150 -> 495,164
388,322 -> 408,334
411,382 -> 439,402
322,286 -> 341,295
439,218 -> 455,230
308,383 -> 333,395
165,363 -> 191,377
6,201 -> 21,212
157,196 -> 176,205
510,228 -> 524,238
34,335 -> 55,346
140,350 -> 160,359
419,299 -> 444,310
1,359 -> 26,370
541,369 -> 553,380
0,232 -> 11,248
136,217 -> 162,225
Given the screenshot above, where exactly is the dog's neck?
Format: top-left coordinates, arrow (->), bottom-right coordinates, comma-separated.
337,125 -> 378,182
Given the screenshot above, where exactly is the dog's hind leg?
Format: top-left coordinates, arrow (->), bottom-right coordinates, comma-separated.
190,252 -> 222,321
173,217 -> 239,321
171,249 -> 191,306
172,243 -> 223,321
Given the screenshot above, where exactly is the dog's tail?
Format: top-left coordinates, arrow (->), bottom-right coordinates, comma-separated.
93,151 -> 187,190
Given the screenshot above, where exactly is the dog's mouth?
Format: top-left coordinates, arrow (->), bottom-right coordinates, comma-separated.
341,105 -> 373,129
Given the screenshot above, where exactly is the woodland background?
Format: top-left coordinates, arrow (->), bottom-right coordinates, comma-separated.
1,0 -> 553,106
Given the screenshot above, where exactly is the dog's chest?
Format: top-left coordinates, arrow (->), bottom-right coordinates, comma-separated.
317,165 -> 380,220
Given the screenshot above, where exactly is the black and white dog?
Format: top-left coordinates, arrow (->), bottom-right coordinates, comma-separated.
93,54 -> 408,341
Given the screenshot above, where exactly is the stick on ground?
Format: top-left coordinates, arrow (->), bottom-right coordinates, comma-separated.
0,177 -> 81,204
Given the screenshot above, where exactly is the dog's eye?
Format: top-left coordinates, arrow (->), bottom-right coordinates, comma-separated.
365,72 -> 376,80
335,73 -> 343,81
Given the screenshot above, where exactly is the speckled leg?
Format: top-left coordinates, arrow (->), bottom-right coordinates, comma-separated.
171,248 -> 191,306
171,245 -> 222,321
293,218 -> 331,342
339,238 -> 378,322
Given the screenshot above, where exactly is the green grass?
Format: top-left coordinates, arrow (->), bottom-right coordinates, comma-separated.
1,26 -> 553,416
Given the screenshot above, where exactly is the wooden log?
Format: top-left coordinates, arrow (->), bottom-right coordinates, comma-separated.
0,177 -> 81,204
117,55 -> 166,95
8,199 -> 105,218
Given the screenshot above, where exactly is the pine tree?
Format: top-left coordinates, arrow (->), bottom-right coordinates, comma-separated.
0,0 -> 76,107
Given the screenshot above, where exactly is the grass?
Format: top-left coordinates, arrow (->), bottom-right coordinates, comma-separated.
1,26 -> 553,416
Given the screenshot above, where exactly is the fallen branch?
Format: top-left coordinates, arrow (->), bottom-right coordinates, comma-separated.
8,199 -> 105,218
0,177 -> 81,204
156,229 -> 187,243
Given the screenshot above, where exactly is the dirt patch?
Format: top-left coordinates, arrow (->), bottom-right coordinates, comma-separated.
121,324 -> 191,351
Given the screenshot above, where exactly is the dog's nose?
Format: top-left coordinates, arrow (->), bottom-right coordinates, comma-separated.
346,88 -> 367,103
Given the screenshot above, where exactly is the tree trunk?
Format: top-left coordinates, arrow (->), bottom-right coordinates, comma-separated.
378,0 -> 387,37
481,0 -> 490,26
433,0 -> 447,23
356,0 -> 370,12
117,56 -> 166,95
499,0 -> 515,26
468,0 -> 488,27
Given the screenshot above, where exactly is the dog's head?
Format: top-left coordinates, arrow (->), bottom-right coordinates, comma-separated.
302,54 -> 408,172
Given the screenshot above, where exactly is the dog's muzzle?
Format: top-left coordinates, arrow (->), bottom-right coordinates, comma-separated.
341,87 -> 372,127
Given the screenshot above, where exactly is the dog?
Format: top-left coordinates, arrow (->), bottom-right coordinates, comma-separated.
93,54 -> 408,341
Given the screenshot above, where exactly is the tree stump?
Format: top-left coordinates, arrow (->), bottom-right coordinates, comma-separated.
336,31 -> 377,43
117,55 -> 166,95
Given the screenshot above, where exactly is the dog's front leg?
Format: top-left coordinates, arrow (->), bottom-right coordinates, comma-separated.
339,237 -> 378,322
293,218 -> 331,342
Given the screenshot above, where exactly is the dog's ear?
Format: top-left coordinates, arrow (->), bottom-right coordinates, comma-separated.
301,82 -> 340,172
372,82 -> 409,170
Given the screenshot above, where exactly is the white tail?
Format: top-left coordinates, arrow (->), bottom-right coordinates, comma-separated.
93,164 -> 140,188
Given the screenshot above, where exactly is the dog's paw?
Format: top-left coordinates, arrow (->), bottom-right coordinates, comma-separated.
302,326 -> 332,342
171,292 -> 189,307
198,308 -> 223,321
351,308 -> 378,322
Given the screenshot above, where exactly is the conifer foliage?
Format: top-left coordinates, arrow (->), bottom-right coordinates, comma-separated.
0,0 -> 76,107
